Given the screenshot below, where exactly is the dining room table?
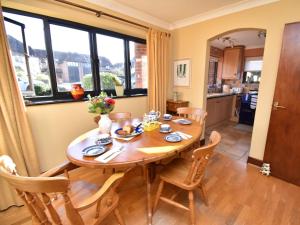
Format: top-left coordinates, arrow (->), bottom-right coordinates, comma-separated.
66,116 -> 202,225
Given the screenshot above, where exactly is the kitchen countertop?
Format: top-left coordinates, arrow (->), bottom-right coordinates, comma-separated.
207,92 -> 236,99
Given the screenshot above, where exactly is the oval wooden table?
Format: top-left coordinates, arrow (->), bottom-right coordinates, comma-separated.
67,117 -> 202,225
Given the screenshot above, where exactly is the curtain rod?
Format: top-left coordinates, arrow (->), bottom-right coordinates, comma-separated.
52,0 -> 149,30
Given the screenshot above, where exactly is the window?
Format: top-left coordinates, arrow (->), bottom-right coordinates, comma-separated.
129,41 -> 147,89
50,24 -> 93,92
207,57 -> 218,86
3,9 -> 147,103
4,12 -> 52,97
244,58 -> 263,71
243,57 -> 263,83
96,34 -> 125,90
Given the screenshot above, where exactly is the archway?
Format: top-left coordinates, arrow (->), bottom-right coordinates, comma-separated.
204,28 -> 267,162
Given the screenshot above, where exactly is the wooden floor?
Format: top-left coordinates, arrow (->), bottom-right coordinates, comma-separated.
1,123 -> 300,225
206,122 -> 252,162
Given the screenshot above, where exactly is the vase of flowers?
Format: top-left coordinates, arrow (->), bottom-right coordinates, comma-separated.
87,92 -> 115,134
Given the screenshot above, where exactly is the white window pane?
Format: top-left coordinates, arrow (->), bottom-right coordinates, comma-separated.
50,25 -> 93,91
244,57 -> 263,71
96,34 -> 125,90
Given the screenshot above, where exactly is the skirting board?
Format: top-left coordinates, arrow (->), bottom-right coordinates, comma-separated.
247,156 -> 263,167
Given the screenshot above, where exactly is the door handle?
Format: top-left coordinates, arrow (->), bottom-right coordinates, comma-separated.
273,101 -> 287,110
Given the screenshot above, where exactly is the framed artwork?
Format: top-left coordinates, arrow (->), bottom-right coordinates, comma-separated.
173,59 -> 191,87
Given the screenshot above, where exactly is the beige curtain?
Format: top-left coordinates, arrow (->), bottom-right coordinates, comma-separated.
0,2 -> 40,210
147,28 -> 170,114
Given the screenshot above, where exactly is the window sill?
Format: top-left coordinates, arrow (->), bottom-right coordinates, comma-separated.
25,94 -> 147,106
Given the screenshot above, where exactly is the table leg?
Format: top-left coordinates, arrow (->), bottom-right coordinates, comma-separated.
145,163 -> 156,225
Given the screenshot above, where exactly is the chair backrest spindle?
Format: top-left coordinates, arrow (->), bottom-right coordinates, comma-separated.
184,131 -> 221,186
41,193 -> 62,225
177,107 -> 208,126
0,155 -> 74,225
0,155 -> 126,225
109,112 -> 131,121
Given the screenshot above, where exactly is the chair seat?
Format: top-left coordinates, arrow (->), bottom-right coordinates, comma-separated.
160,158 -> 195,190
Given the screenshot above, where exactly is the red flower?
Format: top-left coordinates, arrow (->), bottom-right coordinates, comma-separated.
105,97 -> 115,105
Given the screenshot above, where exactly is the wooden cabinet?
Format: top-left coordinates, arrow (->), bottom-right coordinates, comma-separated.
206,96 -> 234,127
222,46 -> 244,79
166,100 -> 189,114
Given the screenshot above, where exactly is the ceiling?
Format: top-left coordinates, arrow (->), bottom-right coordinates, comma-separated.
85,0 -> 279,29
210,30 -> 266,49
111,0 -> 240,22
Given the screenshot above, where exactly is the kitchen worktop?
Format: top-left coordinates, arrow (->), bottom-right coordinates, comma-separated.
207,92 -> 236,99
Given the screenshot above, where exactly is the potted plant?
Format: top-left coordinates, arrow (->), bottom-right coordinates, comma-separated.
87,92 -> 115,134
112,76 -> 124,96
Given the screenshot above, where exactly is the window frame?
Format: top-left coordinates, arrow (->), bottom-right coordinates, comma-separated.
3,7 -> 147,103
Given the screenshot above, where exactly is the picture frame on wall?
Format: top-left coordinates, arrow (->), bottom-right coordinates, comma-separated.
173,59 -> 191,87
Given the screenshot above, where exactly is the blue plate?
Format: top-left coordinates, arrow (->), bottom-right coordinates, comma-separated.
82,145 -> 106,156
114,127 -> 143,138
178,119 -> 192,125
165,134 -> 182,142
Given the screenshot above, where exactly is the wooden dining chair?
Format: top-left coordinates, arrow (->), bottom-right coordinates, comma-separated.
94,112 -> 131,124
0,155 -> 126,225
153,131 -> 221,225
109,112 -> 131,121
177,107 -> 208,126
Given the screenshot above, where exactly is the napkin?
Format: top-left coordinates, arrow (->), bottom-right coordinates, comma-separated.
174,131 -> 192,140
95,146 -> 124,163
111,134 -> 135,141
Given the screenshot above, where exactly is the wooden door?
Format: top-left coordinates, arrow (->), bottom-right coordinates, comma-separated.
264,23 -> 300,186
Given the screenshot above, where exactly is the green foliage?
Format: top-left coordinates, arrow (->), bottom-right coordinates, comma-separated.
100,72 -> 115,90
35,73 -> 51,84
100,72 -> 124,89
34,82 -> 51,96
15,66 -> 27,80
33,73 -> 51,96
83,74 -> 93,90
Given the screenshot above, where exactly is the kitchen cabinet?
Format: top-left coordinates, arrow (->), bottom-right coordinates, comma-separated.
222,46 -> 244,79
206,95 -> 234,127
166,100 -> 189,114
